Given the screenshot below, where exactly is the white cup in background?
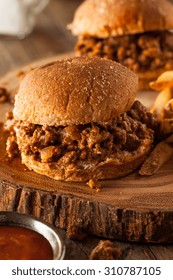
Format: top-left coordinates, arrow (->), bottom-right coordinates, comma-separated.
0,0 -> 49,38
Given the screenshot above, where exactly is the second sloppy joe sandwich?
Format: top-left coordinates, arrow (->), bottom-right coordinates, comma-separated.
5,57 -> 158,182
69,0 -> 173,90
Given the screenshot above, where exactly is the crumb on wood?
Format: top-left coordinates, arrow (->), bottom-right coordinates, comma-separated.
0,87 -> 10,103
17,71 -> 26,79
66,224 -> 88,241
89,240 -> 121,260
5,111 -> 13,121
87,178 -> 101,192
17,67 -> 34,80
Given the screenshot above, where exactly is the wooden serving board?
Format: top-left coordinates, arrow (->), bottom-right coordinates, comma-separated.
1,53 -> 173,243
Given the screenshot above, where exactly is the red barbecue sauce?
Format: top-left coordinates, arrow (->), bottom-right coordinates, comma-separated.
0,226 -> 53,260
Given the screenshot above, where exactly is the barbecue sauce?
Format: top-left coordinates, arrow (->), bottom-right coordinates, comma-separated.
0,226 -> 53,260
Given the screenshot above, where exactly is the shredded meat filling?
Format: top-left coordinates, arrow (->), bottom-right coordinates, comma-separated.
5,101 -> 157,164
76,31 -> 173,73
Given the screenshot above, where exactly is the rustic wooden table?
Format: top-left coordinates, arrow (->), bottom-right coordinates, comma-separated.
0,0 -> 173,260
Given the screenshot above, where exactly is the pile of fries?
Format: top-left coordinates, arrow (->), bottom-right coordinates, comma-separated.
150,71 -> 173,134
139,71 -> 173,176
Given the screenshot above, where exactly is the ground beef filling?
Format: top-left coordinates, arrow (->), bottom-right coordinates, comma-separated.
6,101 -> 156,164
76,31 -> 173,73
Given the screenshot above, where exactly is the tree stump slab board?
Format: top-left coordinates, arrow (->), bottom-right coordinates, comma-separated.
0,53 -> 173,243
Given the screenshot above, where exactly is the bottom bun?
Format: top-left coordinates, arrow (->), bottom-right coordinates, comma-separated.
21,140 -> 152,182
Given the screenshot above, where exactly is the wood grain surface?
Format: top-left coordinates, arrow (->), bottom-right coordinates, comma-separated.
0,0 -> 173,260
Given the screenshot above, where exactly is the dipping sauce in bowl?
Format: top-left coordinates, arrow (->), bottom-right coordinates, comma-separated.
0,226 -> 53,260
0,212 -> 65,260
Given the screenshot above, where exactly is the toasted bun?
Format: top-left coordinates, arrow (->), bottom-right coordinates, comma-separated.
14,57 -> 137,126
20,138 -> 152,182
68,0 -> 173,38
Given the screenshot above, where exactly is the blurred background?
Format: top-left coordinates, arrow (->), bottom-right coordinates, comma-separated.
0,0 -> 172,76
0,0 -> 82,76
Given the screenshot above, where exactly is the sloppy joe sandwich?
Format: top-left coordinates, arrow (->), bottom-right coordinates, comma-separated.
68,0 -> 173,90
5,57 -> 157,182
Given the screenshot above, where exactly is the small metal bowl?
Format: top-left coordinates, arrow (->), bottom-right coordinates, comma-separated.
0,211 -> 65,260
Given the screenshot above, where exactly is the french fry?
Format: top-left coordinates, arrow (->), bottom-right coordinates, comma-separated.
161,119 -> 173,134
164,98 -> 173,119
150,88 -> 173,121
150,71 -> 173,91
150,77 -> 173,136
165,134 -> 173,143
139,140 -> 173,176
